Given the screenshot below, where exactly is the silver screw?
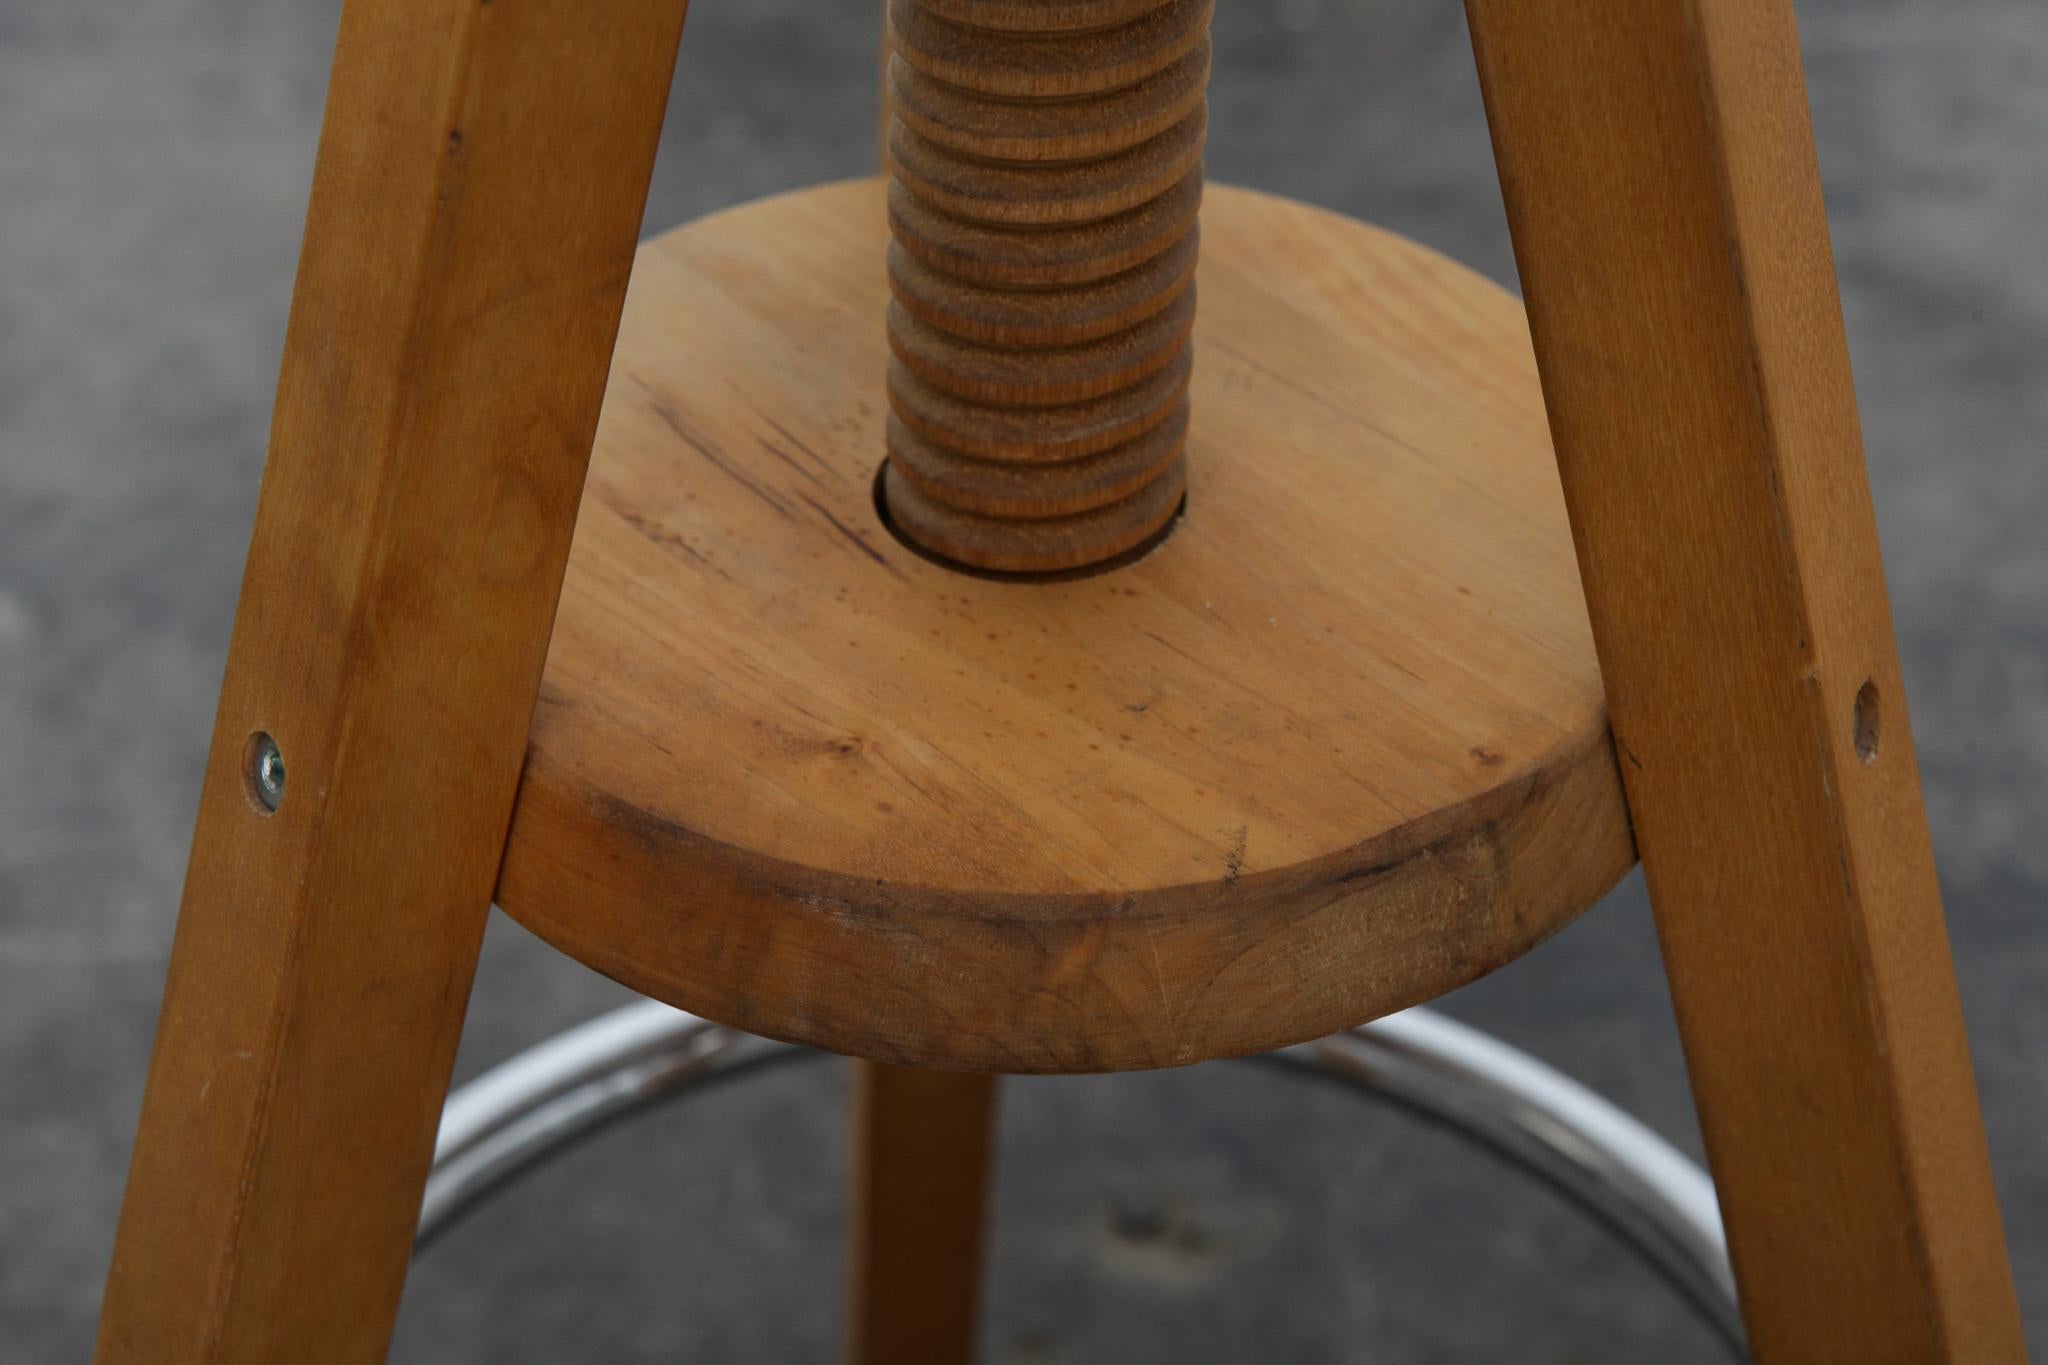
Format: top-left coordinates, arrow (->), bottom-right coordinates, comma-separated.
248,731 -> 286,813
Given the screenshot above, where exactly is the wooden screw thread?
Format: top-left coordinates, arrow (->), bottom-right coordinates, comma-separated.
883,0 -> 1211,573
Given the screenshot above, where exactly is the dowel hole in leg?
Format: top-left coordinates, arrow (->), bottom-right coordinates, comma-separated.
1852,679 -> 1881,764
244,730 -> 286,814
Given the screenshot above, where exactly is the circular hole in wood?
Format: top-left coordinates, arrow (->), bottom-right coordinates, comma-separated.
244,730 -> 286,814
1852,679 -> 1881,764
871,458 -> 1186,583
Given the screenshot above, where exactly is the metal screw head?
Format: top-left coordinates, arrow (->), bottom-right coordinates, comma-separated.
247,731 -> 285,813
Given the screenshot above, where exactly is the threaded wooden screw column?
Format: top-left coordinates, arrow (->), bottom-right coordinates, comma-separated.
882,0 -> 1211,574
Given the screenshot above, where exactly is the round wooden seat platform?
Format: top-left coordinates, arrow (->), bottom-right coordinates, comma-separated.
494,179 -> 1634,1073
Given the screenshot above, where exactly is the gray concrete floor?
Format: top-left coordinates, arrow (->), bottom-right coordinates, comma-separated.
2,2 -> 2042,1360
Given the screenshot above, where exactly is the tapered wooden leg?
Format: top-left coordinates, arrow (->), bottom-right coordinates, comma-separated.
849,1064 -> 1000,1365
1463,2 -> 2024,1360
94,2 -> 688,1360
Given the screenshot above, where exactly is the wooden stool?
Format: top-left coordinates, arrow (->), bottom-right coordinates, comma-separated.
96,2 -> 2024,1362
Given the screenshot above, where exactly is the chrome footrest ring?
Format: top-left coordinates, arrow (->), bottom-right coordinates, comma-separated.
421,1003 -> 1743,1356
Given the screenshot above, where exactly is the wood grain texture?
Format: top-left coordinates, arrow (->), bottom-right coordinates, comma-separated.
1466,1 -> 2025,1358
848,1067 -> 999,1365
495,180 -> 1635,1073
883,0 -> 1208,572
94,1 -> 688,1360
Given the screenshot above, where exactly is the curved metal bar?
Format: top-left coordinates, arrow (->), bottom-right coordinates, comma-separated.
420,1006 -> 803,1245
419,1003 -> 1742,1356
1258,1013 -> 1743,1353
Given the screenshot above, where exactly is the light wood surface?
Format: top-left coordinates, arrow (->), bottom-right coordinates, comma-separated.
848,1067 -> 1000,1365
882,0 -> 1209,571
94,1 -> 689,1359
495,178 -> 1635,1073
1466,0 -> 2025,1358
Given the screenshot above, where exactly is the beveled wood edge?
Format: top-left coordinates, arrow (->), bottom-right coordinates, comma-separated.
497,714 -> 1635,1073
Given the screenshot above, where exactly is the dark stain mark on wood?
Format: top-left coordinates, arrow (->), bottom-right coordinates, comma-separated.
1223,826 -> 1247,883
643,390 -> 795,520
1333,816 -> 1479,888
754,409 -> 843,482
757,437 -> 825,487
617,508 -> 733,582
1337,855 -> 1401,886
797,492 -> 907,580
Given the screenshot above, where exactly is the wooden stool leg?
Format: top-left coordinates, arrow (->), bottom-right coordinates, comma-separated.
1463,2 -> 2025,1359
848,1064 -> 1000,1365
93,2 -> 688,1360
